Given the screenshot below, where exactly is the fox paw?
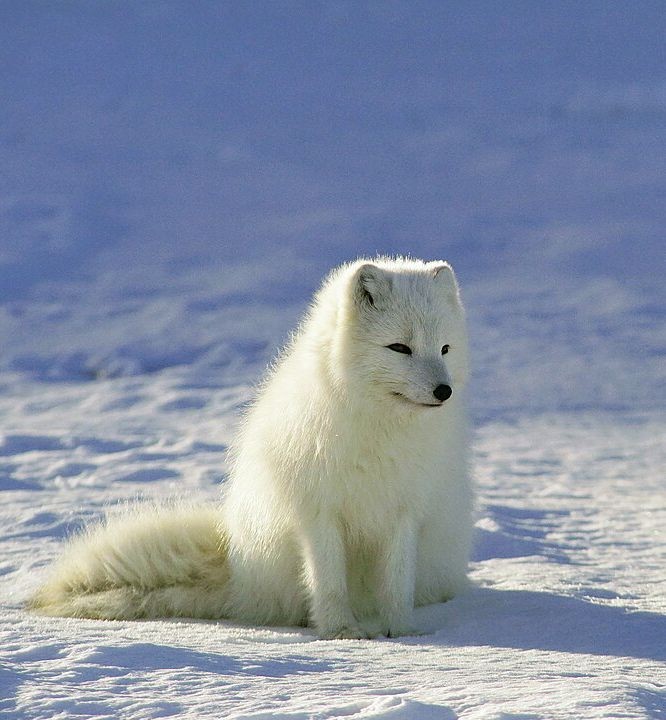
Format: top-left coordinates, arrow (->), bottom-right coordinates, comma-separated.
383,623 -> 423,639
319,624 -> 373,640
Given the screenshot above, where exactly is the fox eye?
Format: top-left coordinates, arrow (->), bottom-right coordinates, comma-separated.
441,344 -> 450,355
386,343 -> 412,355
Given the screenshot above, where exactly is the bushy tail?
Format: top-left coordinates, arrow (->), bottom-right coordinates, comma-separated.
28,503 -> 229,620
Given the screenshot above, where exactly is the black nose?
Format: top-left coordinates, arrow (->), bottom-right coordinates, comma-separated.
433,384 -> 452,402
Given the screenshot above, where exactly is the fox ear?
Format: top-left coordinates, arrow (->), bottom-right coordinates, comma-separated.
353,263 -> 392,309
432,262 -> 460,299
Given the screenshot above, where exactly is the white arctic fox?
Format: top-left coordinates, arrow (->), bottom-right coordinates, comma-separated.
30,257 -> 473,639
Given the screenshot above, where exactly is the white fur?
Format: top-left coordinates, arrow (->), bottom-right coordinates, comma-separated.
30,257 -> 473,639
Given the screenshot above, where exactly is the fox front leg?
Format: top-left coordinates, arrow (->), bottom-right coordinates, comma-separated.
376,515 -> 419,638
299,515 -> 370,639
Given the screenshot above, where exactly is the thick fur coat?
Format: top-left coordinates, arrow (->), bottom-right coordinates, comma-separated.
30,257 -> 473,639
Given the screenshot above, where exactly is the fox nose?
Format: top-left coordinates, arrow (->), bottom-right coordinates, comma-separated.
433,384 -> 452,402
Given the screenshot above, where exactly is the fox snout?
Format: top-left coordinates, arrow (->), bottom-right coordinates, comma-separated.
433,384 -> 452,403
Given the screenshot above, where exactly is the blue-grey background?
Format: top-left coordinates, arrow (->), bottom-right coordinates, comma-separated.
1,1 -> 664,417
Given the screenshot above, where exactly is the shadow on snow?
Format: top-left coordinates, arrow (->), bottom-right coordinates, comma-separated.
416,587 -> 666,662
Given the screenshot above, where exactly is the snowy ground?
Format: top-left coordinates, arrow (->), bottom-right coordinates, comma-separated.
1,3 -> 665,719
2,397 -> 665,719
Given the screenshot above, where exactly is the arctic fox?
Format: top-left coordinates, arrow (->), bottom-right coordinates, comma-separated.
30,257 -> 473,639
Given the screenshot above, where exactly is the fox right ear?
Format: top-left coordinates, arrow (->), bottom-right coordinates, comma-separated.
352,263 -> 392,310
432,262 -> 461,301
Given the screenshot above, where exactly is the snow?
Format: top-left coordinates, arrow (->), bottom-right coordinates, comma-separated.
1,2 -> 665,718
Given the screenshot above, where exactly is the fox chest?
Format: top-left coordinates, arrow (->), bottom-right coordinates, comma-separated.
309,440 -> 436,526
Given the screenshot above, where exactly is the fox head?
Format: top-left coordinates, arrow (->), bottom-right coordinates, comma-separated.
327,258 -> 470,410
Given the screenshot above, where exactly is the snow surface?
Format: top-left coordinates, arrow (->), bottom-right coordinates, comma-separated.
1,2 -> 665,718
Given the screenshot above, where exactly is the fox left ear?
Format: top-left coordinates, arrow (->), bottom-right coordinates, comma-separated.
352,263 -> 393,310
432,262 -> 461,300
